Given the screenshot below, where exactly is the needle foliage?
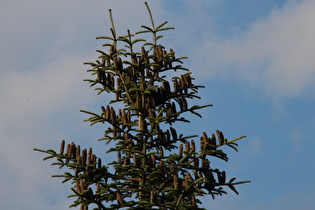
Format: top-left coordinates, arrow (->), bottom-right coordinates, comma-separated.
35,3 -> 250,209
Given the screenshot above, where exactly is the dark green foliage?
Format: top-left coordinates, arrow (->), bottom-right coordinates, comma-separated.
34,2 -> 250,209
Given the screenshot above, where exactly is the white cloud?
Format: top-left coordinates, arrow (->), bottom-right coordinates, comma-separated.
245,137 -> 262,155
192,0 -> 315,100
0,0 -> 164,209
288,129 -> 302,153
0,0 -> 162,72
0,53 -> 96,209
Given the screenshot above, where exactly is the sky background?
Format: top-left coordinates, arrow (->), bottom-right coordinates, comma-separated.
1,0 -> 315,209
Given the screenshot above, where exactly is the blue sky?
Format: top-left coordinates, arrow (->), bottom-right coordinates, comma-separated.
1,0 -> 315,209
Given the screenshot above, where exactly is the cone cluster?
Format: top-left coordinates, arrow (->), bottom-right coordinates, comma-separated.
59,140 -> 105,209
34,5 -> 249,208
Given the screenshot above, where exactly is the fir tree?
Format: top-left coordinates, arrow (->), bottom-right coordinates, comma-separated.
35,3 -> 250,209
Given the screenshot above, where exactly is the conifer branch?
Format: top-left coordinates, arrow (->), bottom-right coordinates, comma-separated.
34,2 -> 250,209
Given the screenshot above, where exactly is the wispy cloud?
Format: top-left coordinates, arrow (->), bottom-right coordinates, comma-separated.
191,0 -> 315,100
0,53 -> 96,209
245,137 -> 262,155
0,0 -> 164,209
2,0 -> 314,209
288,129 -> 302,153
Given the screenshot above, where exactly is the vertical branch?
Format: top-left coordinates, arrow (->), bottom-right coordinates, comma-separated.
144,2 -> 157,47
108,9 -> 117,47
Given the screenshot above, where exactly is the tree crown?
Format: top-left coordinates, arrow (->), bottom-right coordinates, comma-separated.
35,3 -> 249,209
